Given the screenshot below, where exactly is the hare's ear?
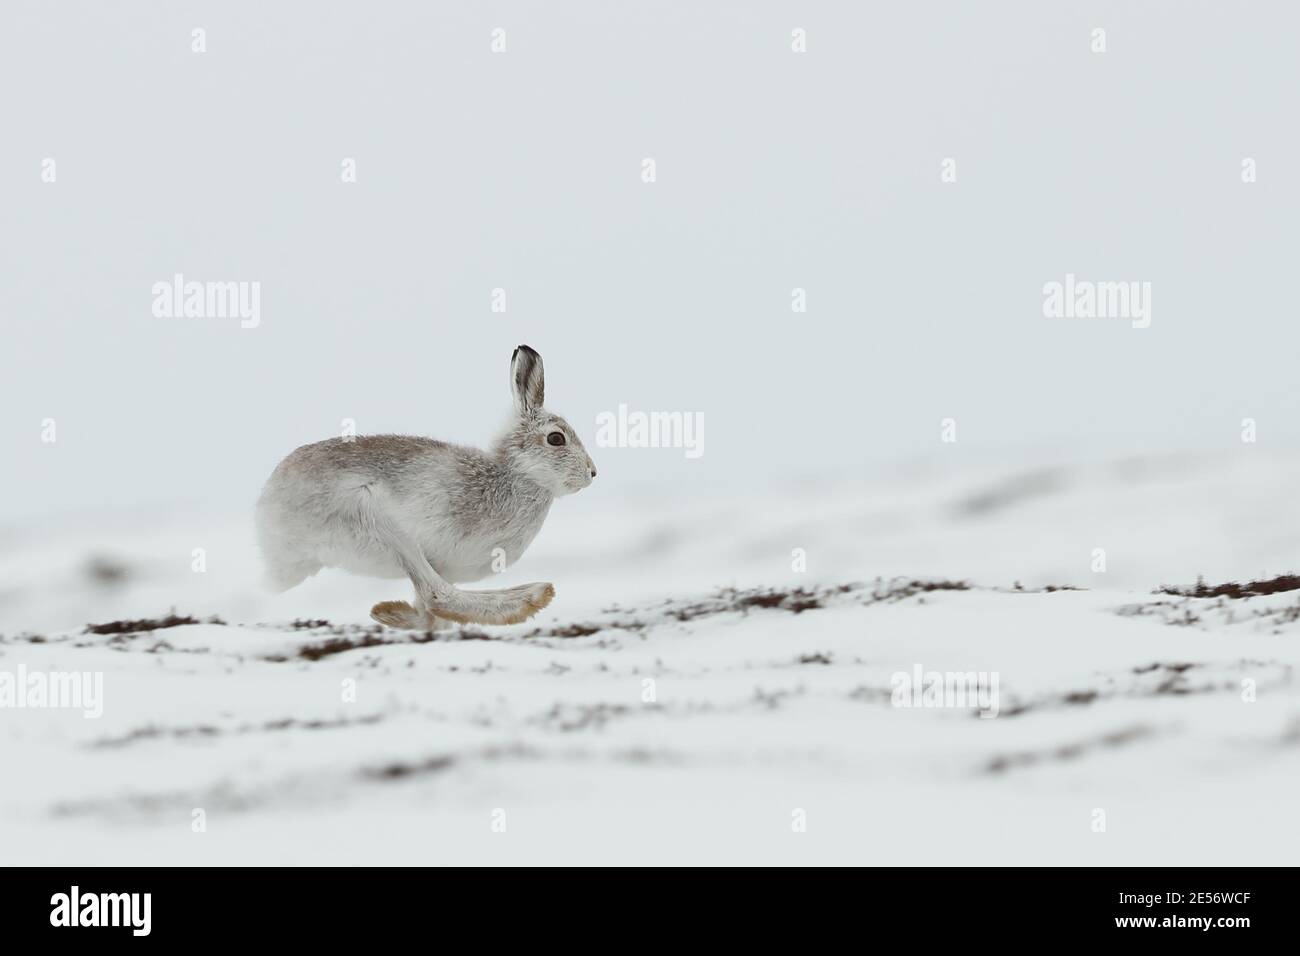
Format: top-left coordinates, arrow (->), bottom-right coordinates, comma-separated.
510,345 -> 545,417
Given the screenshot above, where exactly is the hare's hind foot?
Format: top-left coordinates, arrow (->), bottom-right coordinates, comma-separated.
370,601 -> 451,631
372,583 -> 555,629
430,582 -> 555,626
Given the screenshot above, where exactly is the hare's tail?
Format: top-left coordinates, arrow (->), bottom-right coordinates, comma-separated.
371,582 -> 554,629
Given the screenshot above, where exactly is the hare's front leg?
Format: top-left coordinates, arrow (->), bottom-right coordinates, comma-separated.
359,498 -> 460,630
370,601 -> 452,631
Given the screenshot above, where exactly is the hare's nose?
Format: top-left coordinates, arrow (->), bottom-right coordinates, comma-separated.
589,464 -> 597,479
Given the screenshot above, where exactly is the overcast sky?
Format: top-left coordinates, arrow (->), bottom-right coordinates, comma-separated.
3,1 -> 1298,521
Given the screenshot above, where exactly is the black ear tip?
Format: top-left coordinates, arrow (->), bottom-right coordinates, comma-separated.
515,344 -> 538,359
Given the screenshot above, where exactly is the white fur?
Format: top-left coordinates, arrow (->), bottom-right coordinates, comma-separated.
255,346 -> 594,627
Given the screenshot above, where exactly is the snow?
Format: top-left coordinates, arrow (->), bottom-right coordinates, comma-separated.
2,452 -> 1299,864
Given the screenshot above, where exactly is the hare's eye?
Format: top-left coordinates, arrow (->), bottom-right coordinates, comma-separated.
546,432 -> 566,447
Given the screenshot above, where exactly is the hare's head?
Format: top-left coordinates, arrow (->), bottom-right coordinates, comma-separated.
498,345 -> 596,496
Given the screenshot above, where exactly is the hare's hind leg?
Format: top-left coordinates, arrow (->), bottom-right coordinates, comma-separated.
257,504 -> 322,592
358,490 -> 553,628
265,555 -> 322,592
428,582 -> 556,626
370,590 -> 552,629
261,545 -> 322,593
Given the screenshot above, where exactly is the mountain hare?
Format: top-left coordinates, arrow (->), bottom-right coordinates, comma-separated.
256,345 -> 596,630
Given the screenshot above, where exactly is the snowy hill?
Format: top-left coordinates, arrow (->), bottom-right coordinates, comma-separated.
3,453 -> 1299,864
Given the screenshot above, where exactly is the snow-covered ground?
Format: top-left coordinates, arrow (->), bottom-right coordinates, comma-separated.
3,452 -> 1299,865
